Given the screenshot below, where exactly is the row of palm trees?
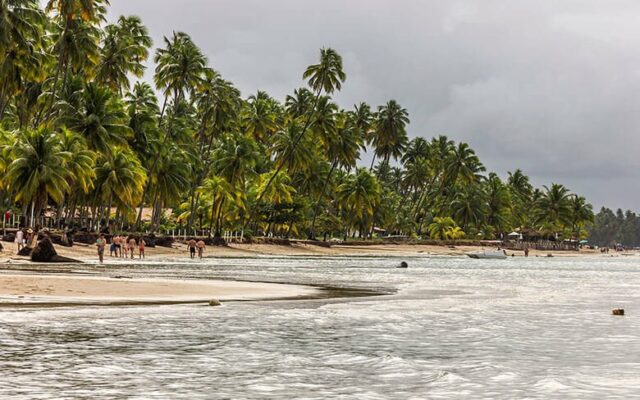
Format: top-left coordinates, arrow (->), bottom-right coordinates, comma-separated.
0,0 -> 594,241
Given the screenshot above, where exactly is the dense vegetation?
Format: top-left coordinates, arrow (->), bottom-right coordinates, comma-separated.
0,0 -> 595,241
588,208 -> 640,247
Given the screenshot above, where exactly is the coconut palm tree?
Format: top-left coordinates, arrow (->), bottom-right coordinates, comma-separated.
428,216 -> 463,240
95,16 -> 152,94
369,100 -> 409,169
94,148 -> 146,227
7,127 -> 71,226
0,0 -> 46,119
258,47 -> 346,201
336,168 -> 381,238
57,82 -> 131,155
568,195 -> 593,238
153,31 -> 207,117
309,112 -> 363,238
534,183 -> 572,235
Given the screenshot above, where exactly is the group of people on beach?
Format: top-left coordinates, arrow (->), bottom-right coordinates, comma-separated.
109,235 -> 146,259
94,234 -> 145,263
187,239 -> 206,259
94,234 -> 206,263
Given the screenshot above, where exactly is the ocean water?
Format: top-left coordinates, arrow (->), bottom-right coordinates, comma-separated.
0,255 -> 639,399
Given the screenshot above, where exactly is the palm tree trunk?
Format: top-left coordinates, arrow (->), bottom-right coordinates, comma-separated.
309,160 -> 337,239
106,194 -> 113,229
215,198 -> 226,238
208,195 -> 217,237
369,154 -> 376,171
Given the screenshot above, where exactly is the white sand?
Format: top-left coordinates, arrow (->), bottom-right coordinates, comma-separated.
0,273 -> 319,305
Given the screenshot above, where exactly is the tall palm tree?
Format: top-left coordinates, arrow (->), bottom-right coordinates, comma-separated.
7,127 -> 71,226
0,0 -> 46,119
258,47 -> 346,201
310,112 -> 363,238
369,99 -> 409,169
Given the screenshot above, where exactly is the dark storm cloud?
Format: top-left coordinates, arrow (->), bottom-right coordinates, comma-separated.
108,0 -> 640,210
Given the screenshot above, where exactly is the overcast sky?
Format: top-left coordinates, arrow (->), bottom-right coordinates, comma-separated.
108,0 -> 640,210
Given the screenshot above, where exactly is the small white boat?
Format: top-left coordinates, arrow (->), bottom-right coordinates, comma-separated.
466,249 -> 507,260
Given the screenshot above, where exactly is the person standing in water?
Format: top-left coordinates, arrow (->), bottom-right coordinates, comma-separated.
196,239 -> 205,259
96,234 -> 106,263
139,238 -> 145,259
187,238 -> 197,259
128,237 -> 136,259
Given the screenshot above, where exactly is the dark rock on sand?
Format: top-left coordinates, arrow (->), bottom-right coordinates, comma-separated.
31,236 -> 81,263
209,299 -> 222,306
397,261 -> 408,268
17,246 -> 33,256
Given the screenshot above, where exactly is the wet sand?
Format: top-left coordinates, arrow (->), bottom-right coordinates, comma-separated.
0,273 -> 320,306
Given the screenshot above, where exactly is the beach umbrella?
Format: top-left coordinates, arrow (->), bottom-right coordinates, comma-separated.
579,240 -> 588,244
507,231 -> 519,238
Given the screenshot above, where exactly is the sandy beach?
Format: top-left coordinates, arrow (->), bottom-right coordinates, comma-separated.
0,273 -> 319,306
0,239 -> 622,307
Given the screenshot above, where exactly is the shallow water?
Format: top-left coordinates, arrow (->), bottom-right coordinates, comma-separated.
1,255 -> 639,399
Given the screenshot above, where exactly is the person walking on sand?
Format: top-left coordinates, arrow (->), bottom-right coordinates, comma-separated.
139,238 -> 145,259
15,229 -> 24,253
128,237 -> 136,259
188,238 -> 197,259
96,234 -> 106,263
196,239 -> 205,259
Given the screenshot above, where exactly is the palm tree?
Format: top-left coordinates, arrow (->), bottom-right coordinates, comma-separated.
428,216 -> 464,240
309,112 -> 363,238
270,122 -> 314,175
7,127 -> 71,226
58,82 -> 131,155
95,15 -> 152,94
258,47 -> 346,201
336,168 -> 380,239
0,0 -> 45,119
94,148 -> 146,227
199,175 -> 235,236
534,183 -> 572,236
125,81 -> 159,160
153,31 -> 206,116
568,195 -> 593,238
369,100 -> 409,169
485,173 -> 512,236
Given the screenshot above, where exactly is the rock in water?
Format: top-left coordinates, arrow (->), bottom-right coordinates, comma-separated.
31,237 -> 57,262
209,299 -> 222,306
397,261 -> 408,268
612,308 -> 625,316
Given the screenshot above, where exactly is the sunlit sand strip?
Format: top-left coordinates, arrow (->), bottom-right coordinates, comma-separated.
0,274 -> 320,306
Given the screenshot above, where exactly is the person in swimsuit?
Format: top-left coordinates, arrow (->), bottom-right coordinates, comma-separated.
121,236 -> 128,258
139,239 -> 145,259
96,234 -> 106,263
128,237 -> 136,259
188,239 -> 197,259
196,240 -> 205,259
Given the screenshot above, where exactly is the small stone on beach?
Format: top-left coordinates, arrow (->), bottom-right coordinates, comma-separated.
612,308 -> 624,316
209,299 -> 222,306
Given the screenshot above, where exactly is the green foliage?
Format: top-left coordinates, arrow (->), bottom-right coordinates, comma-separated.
0,2 -> 597,239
